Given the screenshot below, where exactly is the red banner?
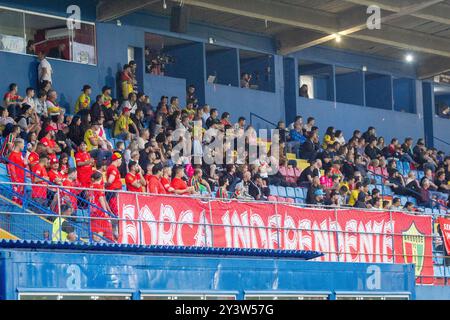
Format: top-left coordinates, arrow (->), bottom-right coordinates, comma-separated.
118,194 -> 434,282
437,217 -> 450,254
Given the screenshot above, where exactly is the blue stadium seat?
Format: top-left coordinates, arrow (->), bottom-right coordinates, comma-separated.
402,162 -> 410,175
269,185 -> 278,196
432,208 -> 441,215
374,176 -> 382,184
294,187 -> 304,199
286,187 -> 296,199
407,197 -> 417,206
417,171 -> 425,179
424,208 -> 433,215
277,186 -> 287,197
396,161 -> 403,172
400,196 -> 408,206
295,198 -> 305,204
382,186 -> 393,196
368,185 -> 376,193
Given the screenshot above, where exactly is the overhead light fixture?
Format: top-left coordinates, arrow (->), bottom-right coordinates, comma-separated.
405,53 -> 414,63
116,19 -> 122,27
208,37 -> 215,44
362,66 -> 367,72
163,0 -> 167,9
334,34 -> 342,43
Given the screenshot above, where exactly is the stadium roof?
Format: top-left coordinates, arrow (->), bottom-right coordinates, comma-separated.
97,0 -> 450,79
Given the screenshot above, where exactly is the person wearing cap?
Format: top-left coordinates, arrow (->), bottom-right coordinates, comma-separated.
125,160 -> 146,193
105,152 -> 123,215
32,155 -> 50,206
40,124 -> 61,163
312,188 -> 326,206
48,157 -> 64,189
101,86 -> 112,109
89,171 -> 114,242
8,138 -> 26,205
114,105 -> 138,140
75,141 -> 95,188
74,85 -> 92,114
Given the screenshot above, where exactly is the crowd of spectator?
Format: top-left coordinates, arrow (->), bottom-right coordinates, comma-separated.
1,55 -> 450,241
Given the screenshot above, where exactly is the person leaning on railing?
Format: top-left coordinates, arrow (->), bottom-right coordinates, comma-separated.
7,138 -> 26,205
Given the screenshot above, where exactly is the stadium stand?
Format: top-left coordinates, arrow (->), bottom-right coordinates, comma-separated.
0,0 -> 450,301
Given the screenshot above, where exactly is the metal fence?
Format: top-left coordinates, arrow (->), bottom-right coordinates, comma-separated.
0,182 -> 449,285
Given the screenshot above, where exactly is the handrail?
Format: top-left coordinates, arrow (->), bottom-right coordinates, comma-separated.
434,136 -> 450,147
1,157 -> 115,219
249,112 -> 278,128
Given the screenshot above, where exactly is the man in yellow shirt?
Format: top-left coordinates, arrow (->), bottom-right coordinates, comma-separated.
84,123 -> 100,152
114,107 -> 138,140
348,182 -> 363,206
75,85 -> 92,114
101,85 -> 112,109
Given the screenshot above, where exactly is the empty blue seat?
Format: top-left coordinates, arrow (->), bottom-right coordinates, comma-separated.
269,185 -> 278,196
417,171 -> 425,179
383,186 -> 393,196
402,162 -> 410,175
407,197 -> 417,206
277,186 -> 287,197
424,208 -> 433,215
295,198 -> 305,204
286,187 -> 296,198
400,196 -> 408,206
374,176 -> 382,184
396,161 -> 403,172
368,185 -> 376,193
294,188 -> 304,199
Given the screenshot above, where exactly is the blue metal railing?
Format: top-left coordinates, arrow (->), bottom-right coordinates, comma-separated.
1,157 -> 115,242
249,112 -> 278,131
434,136 -> 450,147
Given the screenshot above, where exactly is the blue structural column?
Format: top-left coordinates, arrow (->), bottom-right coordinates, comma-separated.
422,81 -> 434,147
283,57 -> 298,124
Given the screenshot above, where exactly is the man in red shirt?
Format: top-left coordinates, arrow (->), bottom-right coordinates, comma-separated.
75,141 -> 94,188
170,166 -> 196,195
125,161 -> 146,193
32,155 -> 50,206
62,168 -> 80,211
8,138 -> 26,205
146,163 -> 166,195
40,125 -> 61,163
48,157 -> 64,206
89,171 -> 114,242
105,152 -> 123,216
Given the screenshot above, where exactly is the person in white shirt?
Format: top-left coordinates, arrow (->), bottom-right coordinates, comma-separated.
34,90 -> 49,118
22,88 -> 36,110
38,51 -> 53,85
121,92 -> 138,114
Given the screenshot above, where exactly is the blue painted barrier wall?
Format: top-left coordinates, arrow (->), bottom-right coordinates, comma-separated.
0,248 -> 416,300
